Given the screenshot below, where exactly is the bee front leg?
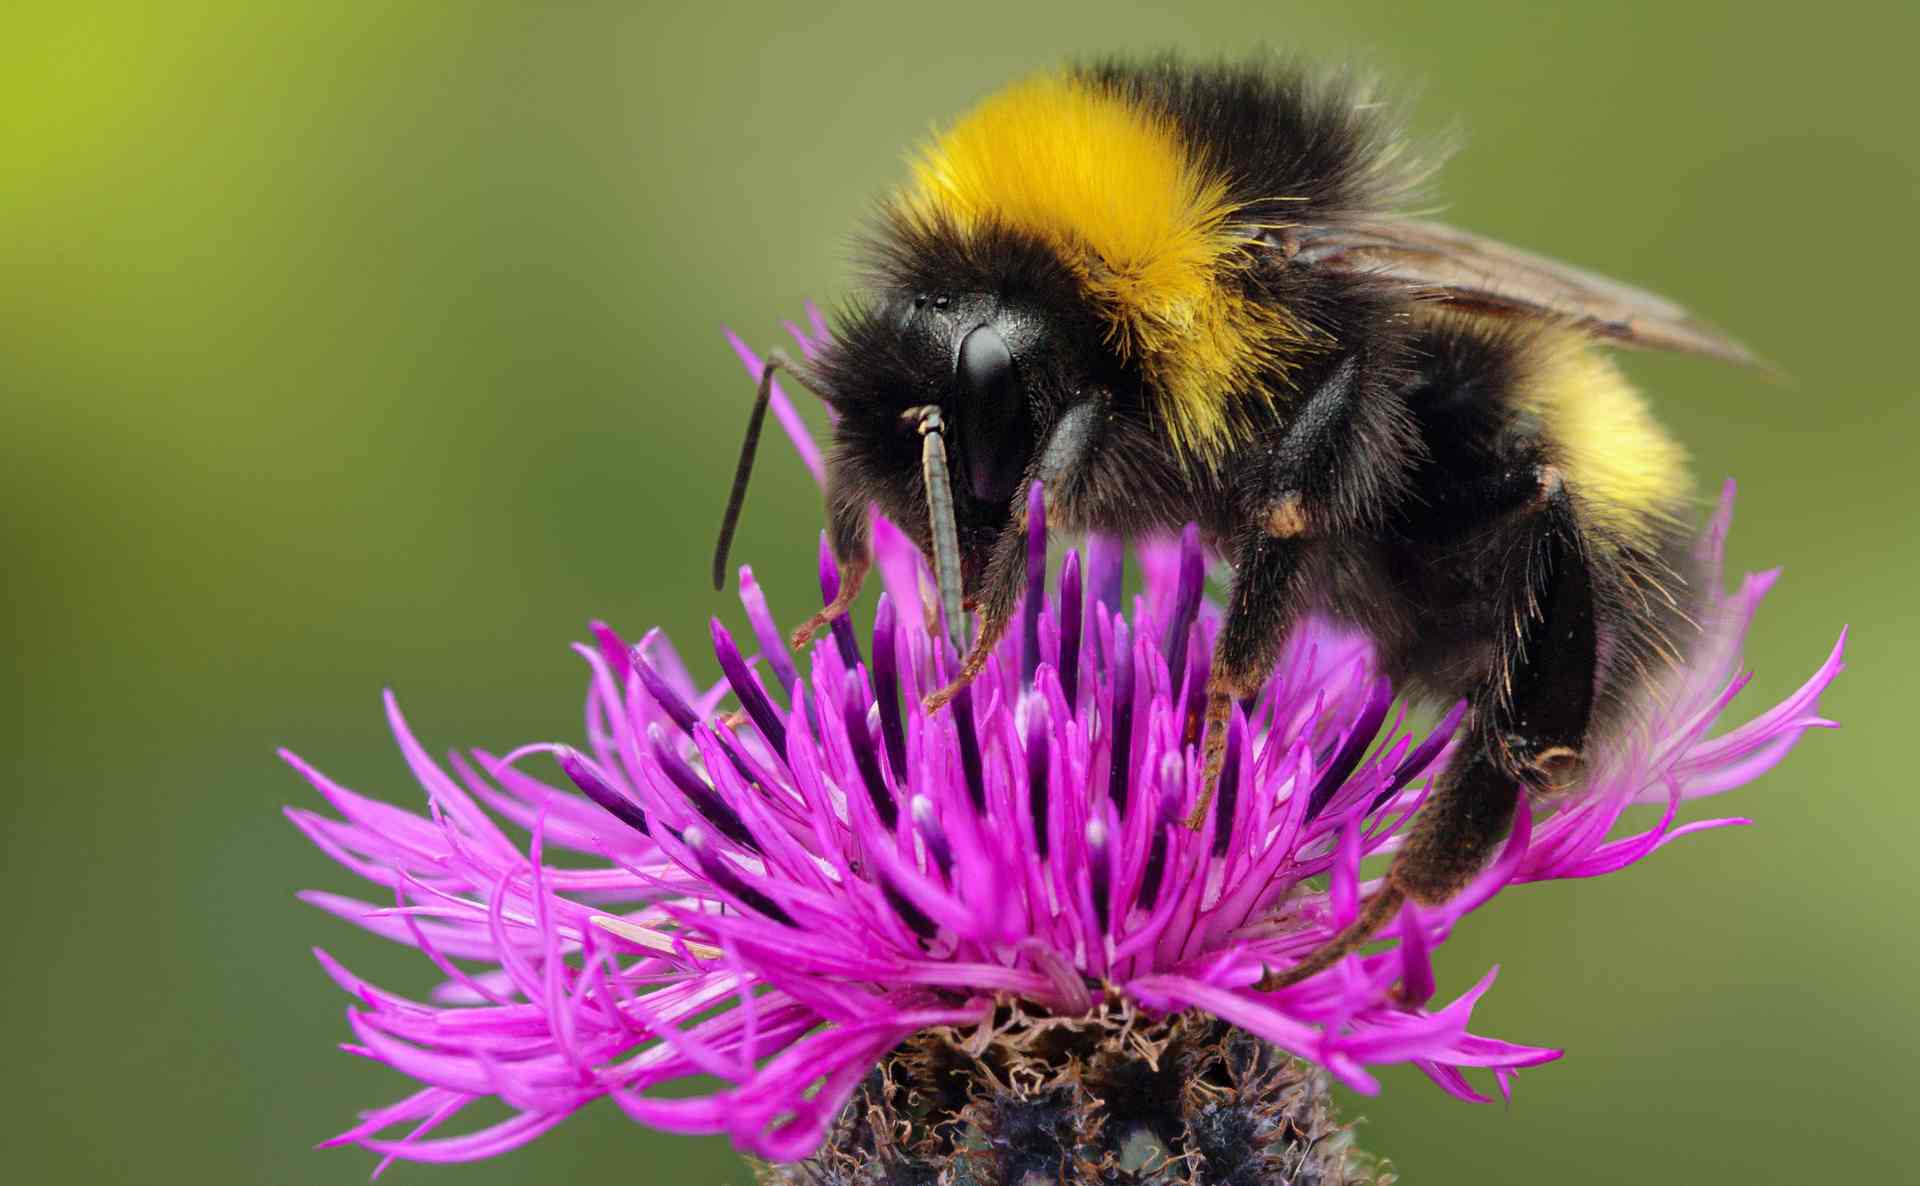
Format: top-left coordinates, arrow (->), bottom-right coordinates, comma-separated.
924,402 -> 1104,713
922,520 -> 1024,711
792,476 -> 872,649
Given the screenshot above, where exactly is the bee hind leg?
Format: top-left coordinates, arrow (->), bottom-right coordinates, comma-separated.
1261,484 -> 1598,988
1398,483 -> 1597,892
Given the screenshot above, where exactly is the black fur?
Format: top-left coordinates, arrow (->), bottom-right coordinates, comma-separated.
795,56 -> 1700,971
1347,316 -> 1697,736
1074,53 -> 1427,221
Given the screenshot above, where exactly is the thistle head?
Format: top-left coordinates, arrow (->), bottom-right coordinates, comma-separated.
285,307 -> 1843,1177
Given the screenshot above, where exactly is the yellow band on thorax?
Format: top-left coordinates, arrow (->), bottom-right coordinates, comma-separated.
898,74 -> 1315,459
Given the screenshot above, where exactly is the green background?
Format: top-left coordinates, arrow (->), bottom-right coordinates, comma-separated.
5,3 -> 1913,1183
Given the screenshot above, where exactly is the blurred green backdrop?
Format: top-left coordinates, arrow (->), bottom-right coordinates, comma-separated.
4,3 -> 1914,1183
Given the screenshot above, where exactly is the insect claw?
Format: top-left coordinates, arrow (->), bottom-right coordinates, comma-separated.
1255,884 -> 1409,990
924,598 -> 1011,713
791,558 -> 867,649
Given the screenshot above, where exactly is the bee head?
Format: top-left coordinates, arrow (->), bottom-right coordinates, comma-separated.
810,221 -> 1123,608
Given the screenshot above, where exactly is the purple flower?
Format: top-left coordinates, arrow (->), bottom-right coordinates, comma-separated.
288,308 -> 1844,1173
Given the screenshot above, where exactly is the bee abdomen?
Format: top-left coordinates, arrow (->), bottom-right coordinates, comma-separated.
1364,314 -> 1701,729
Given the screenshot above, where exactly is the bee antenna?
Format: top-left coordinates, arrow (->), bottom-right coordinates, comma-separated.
912,406 -> 969,653
712,350 -> 792,591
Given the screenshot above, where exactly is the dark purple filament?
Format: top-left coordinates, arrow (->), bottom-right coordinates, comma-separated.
712,727 -> 778,806
647,724 -> 757,852
1304,677 -> 1395,822
1163,522 -> 1204,678
1022,481 -> 1047,686
816,534 -> 862,670
1089,822 -> 1111,932
939,634 -> 987,813
1212,710 -> 1245,856
1106,620 -> 1135,814
1027,694 -> 1051,859
632,649 -> 699,737
1181,623 -> 1209,747
880,876 -> 938,942
1058,549 -> 1082,708
684,828 -> 795,926
1370,700 -> 1469,814
840,673 -> 899,830
556,746 -> 649,837
911,795 -> 953,879
871,594 -> 909,786
1137,826 -> 1169,909
710,618 -> 788,757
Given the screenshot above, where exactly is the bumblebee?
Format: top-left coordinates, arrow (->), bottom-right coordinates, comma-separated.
713,56 -> 1757,984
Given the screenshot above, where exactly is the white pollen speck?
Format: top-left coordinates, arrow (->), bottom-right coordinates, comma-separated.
588,915 -> 723,961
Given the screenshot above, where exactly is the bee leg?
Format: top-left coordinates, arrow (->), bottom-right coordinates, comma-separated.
1188,352 -> 1413,828
922,523 -> 1023,711
1422,460 -> 1562,534
1399,484 -> 1596,892
923,403 -> 1103,713
1185,528 -> 1307,827
791,558 -> 868,649
792,484 -> 872,648
1261,485 -> 1596,988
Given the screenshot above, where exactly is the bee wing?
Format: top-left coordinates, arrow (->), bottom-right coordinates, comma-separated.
1290,218 -> 1762,369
